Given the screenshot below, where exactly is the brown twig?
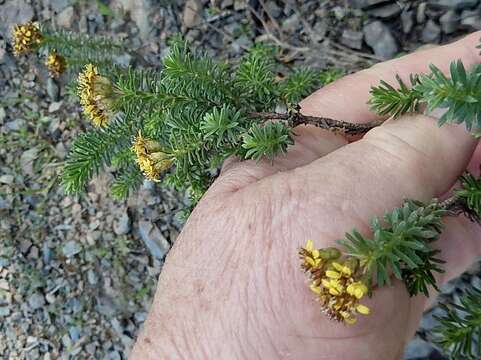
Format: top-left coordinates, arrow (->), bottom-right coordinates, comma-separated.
441,195 -> 481,224
249,111 -> 382,135
439,195 -> 460,213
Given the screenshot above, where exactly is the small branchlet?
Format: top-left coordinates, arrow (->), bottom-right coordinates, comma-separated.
369,60 -> 481,136
300,171 -> 481,324
368,74 -> 422,118
455,171 -> 481,221
11,21 -> 123,76
434,287 -> 481,360
337,199 -> 447,295
61,38 -> 360,201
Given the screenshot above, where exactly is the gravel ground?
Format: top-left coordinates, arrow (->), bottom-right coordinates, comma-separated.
0,0 -> 480,359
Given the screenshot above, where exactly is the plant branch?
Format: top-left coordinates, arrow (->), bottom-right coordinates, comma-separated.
249,111 -> 382,135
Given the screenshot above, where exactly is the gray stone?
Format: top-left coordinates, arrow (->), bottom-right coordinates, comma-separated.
234,0 -> 247,11
134,312 -> 147,323
47,0 -> 72,12
62,240 -> 82,258
113,212 -> 131,235
363,21 -> 399,59
332,6 -> 347,20
49,118 -> 62,142
401,9 -> 414,33
61,334 -> 72,348
0,196 -> 9,210
0,306 -> 11,317
429,0 -> 479,10
20,240 -> 32,254
113,53 -> 132,67
87,269 -> 99,285
404,338 -> 434,359
185,28 -> 201,42
417,2 -> 427,24
5,119 -> 26,131
232,35 -> 253,54
48,101 -> 63,113
220,0 -> 234,8
440,278 -> 457,294
55,142 -> 67,160
341,30 -> 364,50
114,0 -> 152,39
110,18 -> 126,32
0,107 -> 6,124
368,3 -> 402,18
28,293 -> 45,310
471,276 -> 481,289
461,9 -> 481,30
421,19 -> 441,43
20,147 -> 39,175
312,20 -> 328,43
440,10 -> 459,34
182,0 -> 202,29
57,6 -> 75,28
282,14 -> 300,33
0,175 -> 14,185
42,242 -> 52,264
109,351 -> 122,360
111,317 -> 124,335
46,78 -> 60,101
138,220 -> 170,260
419,307 -> 444,331
348,0 -> 387,8
86,343 -> 97,355
69,326 -> 80,342
264,1 -> 282,18
0,0 -> 34,38
0,279 -> 8,291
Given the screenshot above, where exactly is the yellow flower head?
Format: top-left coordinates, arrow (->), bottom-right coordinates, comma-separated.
132,131 -> 173,182
300,241 -> 370,325
12,22 -> 43,56
78,64 -> 116,127
45,51 -> 66,77
299,240 -> 340,275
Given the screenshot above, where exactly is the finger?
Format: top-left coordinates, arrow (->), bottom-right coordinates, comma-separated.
300,31 -> 481,122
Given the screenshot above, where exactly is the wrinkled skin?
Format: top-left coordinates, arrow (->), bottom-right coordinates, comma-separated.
131,31 -> 481,360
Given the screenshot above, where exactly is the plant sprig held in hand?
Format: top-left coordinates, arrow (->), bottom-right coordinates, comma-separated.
299,172 -> 481,326
11,19 -> 481,358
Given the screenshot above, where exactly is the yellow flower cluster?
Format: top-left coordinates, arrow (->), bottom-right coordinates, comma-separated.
78,64 -> 115,127
12,22 -> 43,56
132,132 -> 173,182
299,240 -> 370,325
45,51 -> 66,77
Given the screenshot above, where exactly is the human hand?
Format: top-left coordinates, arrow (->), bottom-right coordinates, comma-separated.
131,31 -> 481,360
